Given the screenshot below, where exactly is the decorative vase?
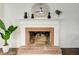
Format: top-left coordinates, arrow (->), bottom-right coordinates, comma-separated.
2,45 -> 9,53
31,14 -> 34,19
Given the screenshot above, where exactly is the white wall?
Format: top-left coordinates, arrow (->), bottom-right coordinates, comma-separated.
0,4 -> 4,47
0,4 -> 4,19
0,3 -> 79,48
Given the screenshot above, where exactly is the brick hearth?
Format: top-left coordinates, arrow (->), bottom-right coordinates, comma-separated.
17,46 -> 61,54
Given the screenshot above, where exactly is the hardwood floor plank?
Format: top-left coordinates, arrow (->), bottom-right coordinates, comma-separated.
61,48 -> 79,55
0,48 -> 18,55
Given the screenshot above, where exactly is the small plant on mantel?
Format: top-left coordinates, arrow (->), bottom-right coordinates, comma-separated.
0,19 -> 18,53
55,9 -> 62,16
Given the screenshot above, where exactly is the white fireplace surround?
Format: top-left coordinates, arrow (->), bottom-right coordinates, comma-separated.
18,19 -> 61,47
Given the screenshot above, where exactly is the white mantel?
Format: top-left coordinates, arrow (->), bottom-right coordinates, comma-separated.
18,19 -> 61,47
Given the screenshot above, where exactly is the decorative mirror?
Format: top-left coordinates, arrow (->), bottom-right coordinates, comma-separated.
31,3 -> 50,18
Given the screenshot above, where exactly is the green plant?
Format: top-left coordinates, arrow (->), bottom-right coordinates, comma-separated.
0,19 -> 18,46
55,10 -> 62,16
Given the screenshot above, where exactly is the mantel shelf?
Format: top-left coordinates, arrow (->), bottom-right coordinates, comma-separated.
17,18 -> 62,23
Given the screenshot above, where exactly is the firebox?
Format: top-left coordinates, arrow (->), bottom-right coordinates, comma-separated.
25,28 -> 54,47
29,32 -> 50,46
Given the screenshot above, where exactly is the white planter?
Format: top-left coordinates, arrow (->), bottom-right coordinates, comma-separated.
2,45 -> 9,53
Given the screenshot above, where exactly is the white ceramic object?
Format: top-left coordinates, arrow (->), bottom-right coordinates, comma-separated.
2,45 -> 9,53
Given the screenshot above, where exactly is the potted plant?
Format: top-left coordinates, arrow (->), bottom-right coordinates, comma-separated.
55,9 -> 62,16
0,19 -> 18,53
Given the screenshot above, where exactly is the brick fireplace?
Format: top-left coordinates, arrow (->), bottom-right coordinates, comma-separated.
17,19 -> 61,54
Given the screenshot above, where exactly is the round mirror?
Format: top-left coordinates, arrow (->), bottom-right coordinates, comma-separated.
31,3 -> 50,18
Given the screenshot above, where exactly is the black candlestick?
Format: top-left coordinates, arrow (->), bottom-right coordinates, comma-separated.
24,12 -> 28,19
48,12 -> 51,19
31,14 -> 34,19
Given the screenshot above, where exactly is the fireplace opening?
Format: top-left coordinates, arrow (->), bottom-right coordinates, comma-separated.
25,28 -> 54,47
29,32 -> 50,46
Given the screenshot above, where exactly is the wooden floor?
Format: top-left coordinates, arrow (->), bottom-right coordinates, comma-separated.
61,48 -> 79,55
0,48 -> 79,55
0,48 -> 18,55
